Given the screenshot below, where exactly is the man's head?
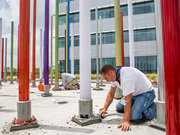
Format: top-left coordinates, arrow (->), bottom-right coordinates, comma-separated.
101,65 -> 116,82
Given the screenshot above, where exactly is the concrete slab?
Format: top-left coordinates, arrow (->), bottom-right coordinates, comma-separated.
0,82 -> 166,135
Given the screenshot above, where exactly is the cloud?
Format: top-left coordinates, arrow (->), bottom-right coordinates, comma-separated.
0,0 -> 56,71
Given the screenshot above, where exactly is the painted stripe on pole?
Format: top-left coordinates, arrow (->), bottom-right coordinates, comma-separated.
120,12 -> 124,67
11,21 -> 14,81
40,29 -> 43,80
0,18 -> 2,81
70,23 -> 74,75
1,38 -> 4,79
5,38 -> 7,81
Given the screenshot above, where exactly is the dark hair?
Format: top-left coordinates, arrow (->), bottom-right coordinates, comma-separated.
101,65 -> 115,74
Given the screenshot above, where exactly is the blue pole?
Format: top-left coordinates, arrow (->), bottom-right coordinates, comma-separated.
67,0 -> 70,73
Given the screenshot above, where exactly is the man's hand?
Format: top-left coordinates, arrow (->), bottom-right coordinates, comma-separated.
118,122 -> 131,131
99,108 -> 107,117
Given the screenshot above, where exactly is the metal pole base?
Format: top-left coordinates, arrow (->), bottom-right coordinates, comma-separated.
4,79 -> 7,82
17,79 -> 19,83
0,80 -> 2,86
41,85 -> 52,97
71,99 -> 101,126
72,114 -> 101,126
39,79 -> 43,84
29,78 -> 31,83
148,119 -> 165,131
52,82 -> 62,91
31,80 -> 36,87
114,87 -> 123,99
10,80 -> 14,84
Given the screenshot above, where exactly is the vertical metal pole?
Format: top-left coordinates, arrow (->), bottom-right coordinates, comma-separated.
43,0 -> 51,96
53,0 -> 61,90
18,0 -> 31,122
66,6 -> 68,73
10,21 -> 14,84
32,0 -> 37,87
161,0 -> 180,134
67,1 -> 70,73
1,38 -> 4,80
128,0 -> 134,67
120,12 -> 124,67
154,0 -> 165,124
51,16 -> 53,84
114,0 -> 123,98
39,29 -> 43,83
99,16 -> 104,87
93,8 -> 103,91
95,7 -> 99,88
0,18 -> 2,86
70,23 -> 74,75
29,31 -> 31,82
17,26 -> 20,82
114,0 -> 122,66
5,38 -> 7,82
65,30 -> 66,73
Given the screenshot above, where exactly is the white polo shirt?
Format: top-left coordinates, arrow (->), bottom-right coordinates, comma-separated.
110,67 -> 153,96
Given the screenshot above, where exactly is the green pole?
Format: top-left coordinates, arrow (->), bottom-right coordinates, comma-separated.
53,0 -> 61,90
114,0 -> 122,66
10,21 -> 14,84
51,15 -> 53,84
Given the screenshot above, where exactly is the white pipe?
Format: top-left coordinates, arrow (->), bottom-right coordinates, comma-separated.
29,31 -> 31,80
79,0 -> 91,100
40,29 -> 43,80
128,0 -> 134,67
95,7 -> 99,88
71,23 -> 74,75
99,16 -> 103,85
0,18 -> 2,82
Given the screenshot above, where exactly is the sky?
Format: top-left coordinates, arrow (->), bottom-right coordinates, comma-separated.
0,0 -> 56,71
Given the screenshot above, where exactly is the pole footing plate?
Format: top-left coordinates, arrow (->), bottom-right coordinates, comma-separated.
41,93 -> 52,97
148,118 -> 165,131
10,119 -> 38,131
93,88 -> 103,91
71,114 -> 101,126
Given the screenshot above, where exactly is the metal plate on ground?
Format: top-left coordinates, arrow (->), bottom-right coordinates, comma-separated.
10,120 -> 39,131
72,114 -> 101,126
148,118 -> 165,131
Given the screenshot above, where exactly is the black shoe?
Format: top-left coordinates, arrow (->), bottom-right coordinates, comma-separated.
116,110 -> 124,113
130,116 -> 148,124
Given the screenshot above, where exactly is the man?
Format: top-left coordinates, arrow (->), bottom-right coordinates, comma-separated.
61,73 -> 80,90
99,65 -> 156,131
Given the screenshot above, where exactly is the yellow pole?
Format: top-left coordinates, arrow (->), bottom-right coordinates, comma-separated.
114,0 -> 122,66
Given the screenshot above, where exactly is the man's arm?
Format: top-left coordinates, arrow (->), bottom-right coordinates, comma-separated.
99,86 -> 117,116
118,93 -> 132,131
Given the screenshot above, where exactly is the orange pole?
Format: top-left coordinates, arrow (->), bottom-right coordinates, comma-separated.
120,12 -> 124,67
32,0 -> 36,82
1,38 -> 4,79
19,0 -> 30,101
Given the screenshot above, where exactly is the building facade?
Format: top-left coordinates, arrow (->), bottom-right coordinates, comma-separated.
58,0 -> 157,74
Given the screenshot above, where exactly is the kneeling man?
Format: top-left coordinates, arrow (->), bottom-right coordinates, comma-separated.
99,65 -> 156,131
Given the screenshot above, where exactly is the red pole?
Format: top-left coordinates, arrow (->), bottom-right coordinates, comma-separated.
120,12 -> 124,67
1,38 -> 4,79
32,0 -> 36,85
161,0 -> 180,134
19,0 -> 30,101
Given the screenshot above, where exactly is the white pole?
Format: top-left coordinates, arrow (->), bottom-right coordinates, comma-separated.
71,23 -> 74,75
128,0 -> 134,67
0,18 -> 2,84
29,31 -> 31,81
80,0 -> 91,100
5,38 -> 7,82
95,7 -> 99,88
40,29 -> 43,81
99,16 -> 103,86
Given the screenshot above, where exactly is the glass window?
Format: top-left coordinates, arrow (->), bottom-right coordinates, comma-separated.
134,28 -> 156,42
120,5 -> 128,16
102,32 -> 115,44
59,37 -> 65,48
59,15 -> 66,25
60,60 -> 65,73
91,10 -> 95,20
74,36 -> 79,46
133,2 -> 155,15
91,34 -> 96,45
